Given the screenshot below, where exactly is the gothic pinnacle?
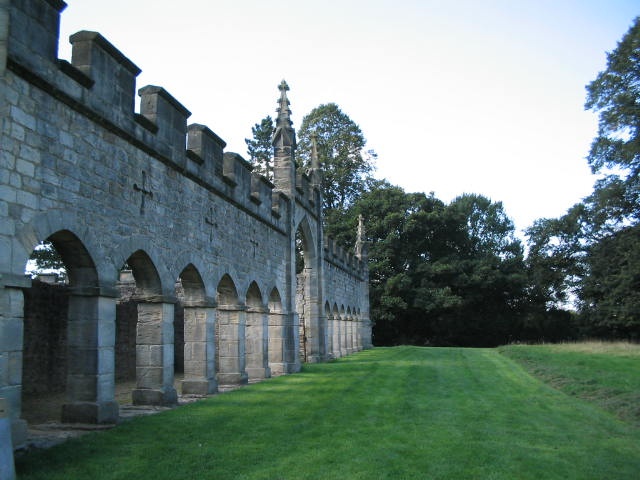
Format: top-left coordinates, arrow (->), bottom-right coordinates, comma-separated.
276,79 -> 292,129
311,133 -> 320,170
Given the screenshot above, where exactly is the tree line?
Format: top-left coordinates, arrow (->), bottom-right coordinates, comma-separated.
245,17 -> 640,346
30,18 -> 638,347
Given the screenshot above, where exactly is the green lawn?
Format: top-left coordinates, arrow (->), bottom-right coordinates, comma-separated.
16,346 -> 640,479
498,341 -> 640,428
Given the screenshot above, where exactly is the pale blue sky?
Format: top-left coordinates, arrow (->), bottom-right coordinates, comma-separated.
57,1 -> 639,235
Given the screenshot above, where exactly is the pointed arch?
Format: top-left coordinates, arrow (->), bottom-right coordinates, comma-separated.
217,274 -> 239,307
246,281 -> 263,310
268,287 -> 283,313
126,249 -> 163,297
45,229 -> 98,286
15,210 -> 110,284
178,263 -> 206,304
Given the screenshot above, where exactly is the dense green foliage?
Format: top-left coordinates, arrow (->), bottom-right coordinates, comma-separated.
331,182 -> 536,346
524,17 -> 640,340
245,115 -> 275,180
16,347 -> 640,480
499,342 -> 640,427
296,103 -> 376,215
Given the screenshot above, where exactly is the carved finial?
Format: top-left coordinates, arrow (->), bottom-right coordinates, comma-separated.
311,133 -> 320,170
355,214 -> 366,258
276,79 -> 292,128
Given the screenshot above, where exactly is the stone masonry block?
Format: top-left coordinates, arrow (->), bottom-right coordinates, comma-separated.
184,360 -> 205,377
0,318 -> 23,352
66,374 -> 98,402
136,321 -> 162,345
97,347 -> 115,375
66,320 -> 98,347
136,367 -> 163,389
7,351 -> 22,386
67,348 -> 99,375
0,354 -> 6,386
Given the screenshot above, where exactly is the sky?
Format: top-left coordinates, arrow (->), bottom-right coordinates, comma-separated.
56,0 -> 639,237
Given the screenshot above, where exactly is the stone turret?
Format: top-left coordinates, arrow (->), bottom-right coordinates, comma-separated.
272,80 -> 296,197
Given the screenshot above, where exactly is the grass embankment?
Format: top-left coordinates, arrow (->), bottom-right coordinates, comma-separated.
499,341 -> 640,428
16,347 -> 640,480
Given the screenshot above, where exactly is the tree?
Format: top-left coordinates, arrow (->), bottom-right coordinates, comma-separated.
429,195 -> 528,346
342,184 -> 530,347
297,103 -> 376,215
245,116 -> 274,180
26,241 -> 67,281
584,16 -> 640,227
523,18 -> 640,341
581,225 -> 640,339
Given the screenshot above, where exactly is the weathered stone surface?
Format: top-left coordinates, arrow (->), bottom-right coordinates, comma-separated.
1,0 -> 371,457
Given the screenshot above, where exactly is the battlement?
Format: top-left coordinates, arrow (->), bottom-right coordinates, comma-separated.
5,0 -> 291,230
324,236 -> 366,279
3,0 -> 366,281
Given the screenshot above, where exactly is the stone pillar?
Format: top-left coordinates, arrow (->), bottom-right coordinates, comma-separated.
181,304 -> 217,395
0,276 -> 28,448
216,306 -> 248,387
62,288 -> 119,424
362,319 -> 373,349
267,310 -> 287,376
332,316 -> 342,358
288,312 -> 302,373
346,319 -> 355,355
132,301 -> 178,406
326,315 -> 334,360
245,306 -> 270,382
340,318 -> 348,357
355,319 -> 363,351
301,271 -> 324,364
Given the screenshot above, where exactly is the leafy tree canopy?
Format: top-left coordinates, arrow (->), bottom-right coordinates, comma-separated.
524,18 -> 640,340
585,16 -> 640,227
339,183 -> 530,347
297,103 -> 376,214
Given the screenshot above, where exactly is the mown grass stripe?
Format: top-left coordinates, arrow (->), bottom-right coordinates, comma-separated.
16,346 -> 640,480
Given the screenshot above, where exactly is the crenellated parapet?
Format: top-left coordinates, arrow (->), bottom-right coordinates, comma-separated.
323,236 -> 366,280
4,0 -> 292,232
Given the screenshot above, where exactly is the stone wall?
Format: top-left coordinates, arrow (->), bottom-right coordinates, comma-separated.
0,0 -> 372,451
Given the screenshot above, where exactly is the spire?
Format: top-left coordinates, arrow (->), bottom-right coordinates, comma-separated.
272,80 -> 297,195
272,79 -> 296,153
310,133 -> 320,170
276,80 -> 292,128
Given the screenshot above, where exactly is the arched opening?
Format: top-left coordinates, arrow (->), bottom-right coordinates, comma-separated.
216,275 -> 247,387
245,282 -> 270,382
22,230 -> 117,425
295,217 -> 324,363
295,228 -> 308,363
115,250 -> 177,406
